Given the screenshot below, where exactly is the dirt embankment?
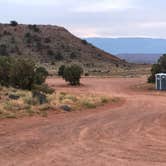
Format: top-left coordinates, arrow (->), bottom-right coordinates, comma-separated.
0,77 -> 166,166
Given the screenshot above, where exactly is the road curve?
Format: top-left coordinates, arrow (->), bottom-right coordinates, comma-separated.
0,77 -> 166,166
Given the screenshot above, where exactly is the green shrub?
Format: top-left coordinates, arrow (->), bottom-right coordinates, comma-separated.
28,24 -> 40,32
58,65 -> 65,76
34,67 -> 48,85
148,54 -> 166,83
10,59 -> 35,89
70,52 -> 77,59
63,65 -> 83,85
54,52 -> 64,61
10,21 -> 18,26
47,50 -> 64,61
0,57 -> 49,90
0,44 -> 8,56
31,84 -> 54,105
148,64 -> 161,83
81,39 -> 88,45
3,31 -> 11,36
158,54 -> 166,71
25,32 -> 31,38
0,56 -> 12,86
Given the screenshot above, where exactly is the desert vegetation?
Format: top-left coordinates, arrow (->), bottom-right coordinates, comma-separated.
10,20 -> 18,26
58,64 -> 83,85
0,57 -> 112,119
148,54 -> 166,83
0,86 -> 111,119
0,57 -> 53,118
0,56 -> 48,90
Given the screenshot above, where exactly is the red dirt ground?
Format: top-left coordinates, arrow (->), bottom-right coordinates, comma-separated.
0,77 -> 166,166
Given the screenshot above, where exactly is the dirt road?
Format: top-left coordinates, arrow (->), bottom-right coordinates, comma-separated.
0,77 -> 166,166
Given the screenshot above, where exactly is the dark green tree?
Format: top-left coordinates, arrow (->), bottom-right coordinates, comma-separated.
70,52 -> 77,59
81,39 -> 88,45
158,54 -> 166,72
34,67 -> 48,85
0,44 -> 8,56
63,65 -> 83,85
58,65 -> 65,76
0,57 -> 49,90
10,59 -> 36,89
28,24 -> 40,32
10,21 -> 18,26
148,64 -> 161,83
148,54 -> 166,83
0,57 -> 12,86
54,52 -> 64,61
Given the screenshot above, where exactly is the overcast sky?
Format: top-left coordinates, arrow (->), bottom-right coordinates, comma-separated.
1,0 -> 166,38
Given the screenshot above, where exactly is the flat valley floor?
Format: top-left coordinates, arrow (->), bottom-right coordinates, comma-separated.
0,77 -> 166,166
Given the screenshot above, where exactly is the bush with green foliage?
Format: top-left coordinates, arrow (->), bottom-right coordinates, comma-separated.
31,84 -> 54,104
0,57 -> 49,90
70,52 -> 77,59
3,31 -> 11,36
0,44 -> 8,56
0,57 -> 12,86
10,59 -> 35,89
28,24 -> 40,32
10,21 -> 18,26
24,32 -> 31,39
148,64 -> 161,83
48,50 -> 64,61
81,40 -> 88,45
58,65 -> 65,76
158,54 -> 166,72
34,67 -> 48,85
62,65 -> 83,85
54,52 -> 64,61
148,54 -> 166,83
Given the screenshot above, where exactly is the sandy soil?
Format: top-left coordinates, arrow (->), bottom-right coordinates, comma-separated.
0,77 -> 166,166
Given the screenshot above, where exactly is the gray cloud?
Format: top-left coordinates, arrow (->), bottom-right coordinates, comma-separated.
0,0 -> 166,38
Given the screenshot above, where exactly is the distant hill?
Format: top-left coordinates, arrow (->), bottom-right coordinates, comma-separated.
0,23 -> 124,67
86,37 -> 166,63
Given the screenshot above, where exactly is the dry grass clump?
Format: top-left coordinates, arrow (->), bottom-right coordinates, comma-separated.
0,86 -> 114,119
49,92 -> 111,110
0,86 -> 46,118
